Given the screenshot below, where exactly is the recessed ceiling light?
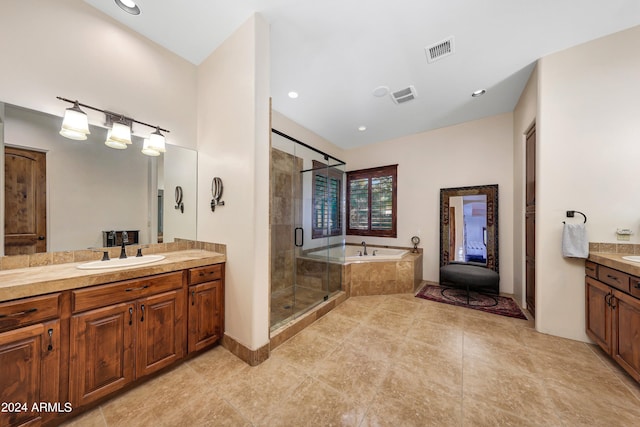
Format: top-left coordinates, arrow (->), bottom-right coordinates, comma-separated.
372,86 -> 389,97
471,89 -> 486,97
288,91 -> 299,99
358,126 -> 367,132
115,0 -> 141,15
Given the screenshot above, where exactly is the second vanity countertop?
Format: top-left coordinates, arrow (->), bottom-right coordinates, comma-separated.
0,249 -> 226,302
588,252 -> 640,277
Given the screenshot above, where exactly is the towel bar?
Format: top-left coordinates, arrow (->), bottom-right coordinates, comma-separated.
563,210 -> 587,224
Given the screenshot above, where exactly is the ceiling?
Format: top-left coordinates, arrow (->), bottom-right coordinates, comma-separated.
84,0 -> 640,149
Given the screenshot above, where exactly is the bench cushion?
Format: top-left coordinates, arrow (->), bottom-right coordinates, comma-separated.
440,262 -> 499,293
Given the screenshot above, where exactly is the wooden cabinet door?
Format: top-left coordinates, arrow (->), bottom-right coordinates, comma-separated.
4,147 -> 47,255
188,280 -> 222,353
0,321 -> 59,427
136,290 -> 184,378
611,290 -> 640,381
70,303 -> 135,407
585,277 -> 612,353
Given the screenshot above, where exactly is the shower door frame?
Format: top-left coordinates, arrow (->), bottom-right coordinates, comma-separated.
270,129 -> 345,331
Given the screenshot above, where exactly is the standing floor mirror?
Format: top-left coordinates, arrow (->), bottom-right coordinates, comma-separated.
439,184 -> 499,272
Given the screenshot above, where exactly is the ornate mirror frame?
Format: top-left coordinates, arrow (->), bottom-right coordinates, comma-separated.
439,184 -> 499,272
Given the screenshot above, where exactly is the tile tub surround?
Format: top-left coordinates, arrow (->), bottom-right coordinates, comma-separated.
62,293 -> 640,426
347,250 -> 423,296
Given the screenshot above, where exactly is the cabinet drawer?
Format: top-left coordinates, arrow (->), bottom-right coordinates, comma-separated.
585,261 -> 597,278
189,264 -> 222,285
598,266 -> 630,293
629,276 -> 640,299
72,271 -> 183,313
0,293 -> 60,332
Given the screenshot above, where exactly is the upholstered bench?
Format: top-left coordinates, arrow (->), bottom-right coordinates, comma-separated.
439,262 -> 500,304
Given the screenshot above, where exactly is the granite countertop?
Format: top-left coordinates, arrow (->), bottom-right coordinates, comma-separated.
588,252 -> 640,277
0,249 -> 226,302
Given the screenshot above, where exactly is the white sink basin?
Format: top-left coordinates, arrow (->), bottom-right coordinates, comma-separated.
77,255 -> 165,270
622,255 -> 640,263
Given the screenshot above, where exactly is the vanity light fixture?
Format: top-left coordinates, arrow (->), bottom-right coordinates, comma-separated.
471,89 -> 486,97
141,138 -> 161,156
56,96 -> 169,156
59,101 -> 90,140
105,129 -> 128,150
115,0 -> 141,15
147,127 -> 166,153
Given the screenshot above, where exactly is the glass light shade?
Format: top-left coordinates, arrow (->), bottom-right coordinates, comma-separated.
148,127 -> 166,153
105,129 -> 128,149
109,121 -> 132,145
141,138 -> 161,156
60,102 -> 90,137
59,128 -> 88,140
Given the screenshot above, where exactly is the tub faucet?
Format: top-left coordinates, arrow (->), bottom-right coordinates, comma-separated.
361,241 -> 368,256
119,231 -> 129,259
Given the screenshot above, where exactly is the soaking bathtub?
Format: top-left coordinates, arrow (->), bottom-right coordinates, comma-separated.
306,245 -> 409,263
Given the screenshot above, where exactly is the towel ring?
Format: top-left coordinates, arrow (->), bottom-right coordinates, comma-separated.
563,210 -> 587,224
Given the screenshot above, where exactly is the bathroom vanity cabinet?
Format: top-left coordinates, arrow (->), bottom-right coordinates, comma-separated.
69,271 -> 185,407
188,264 -> 224,352
585,259 -> 640,382
0,252 -> 225,427
0,294 -> 62,427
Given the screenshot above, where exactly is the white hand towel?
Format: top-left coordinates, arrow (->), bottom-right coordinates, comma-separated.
562,223 -> 588,258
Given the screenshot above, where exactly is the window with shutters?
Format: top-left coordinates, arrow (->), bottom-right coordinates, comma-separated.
312,160 -> 343,238
346,164 -> 397,237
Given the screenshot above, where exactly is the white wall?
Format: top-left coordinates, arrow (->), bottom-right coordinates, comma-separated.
535,25 -> 640,341
345,113 -> 515,292
196,15 -> 271,351
0,0 -> 197,149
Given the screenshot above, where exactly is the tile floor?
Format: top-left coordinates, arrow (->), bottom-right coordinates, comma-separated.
64,292 -> 640,426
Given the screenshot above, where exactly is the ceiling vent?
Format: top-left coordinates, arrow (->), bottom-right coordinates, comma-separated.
425,36 -> 455,63
390,85 -> 418,104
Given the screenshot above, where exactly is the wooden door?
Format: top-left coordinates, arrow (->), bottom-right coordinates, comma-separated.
4,146 -> 46,255
70,303 -> 135,407
0,321 -> 59,427
611,290 -> 640,381
136,290 -> 184,377
525,125 -> 536,316
188,280 -> 222,353
585,277 -> 612,353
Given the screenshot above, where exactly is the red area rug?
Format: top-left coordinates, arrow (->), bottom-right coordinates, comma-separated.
415,284 -> 528,320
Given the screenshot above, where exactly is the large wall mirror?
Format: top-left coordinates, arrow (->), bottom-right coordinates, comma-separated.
439,184 -> 498,272
1,102 -> 197,256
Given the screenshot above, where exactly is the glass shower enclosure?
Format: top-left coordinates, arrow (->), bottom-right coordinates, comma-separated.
270,130 -> 345,331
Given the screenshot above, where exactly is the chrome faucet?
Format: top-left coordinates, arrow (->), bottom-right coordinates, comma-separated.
361,241 -> 368,256
119,231 -> 129,259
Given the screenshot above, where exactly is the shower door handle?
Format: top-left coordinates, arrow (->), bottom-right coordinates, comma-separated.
294,227 -> 304,247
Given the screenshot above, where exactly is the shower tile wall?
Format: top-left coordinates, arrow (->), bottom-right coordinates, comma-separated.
270,148 -> 302,292
295,258 -> 342,294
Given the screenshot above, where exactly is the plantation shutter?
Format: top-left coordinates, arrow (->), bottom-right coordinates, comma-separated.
346,165 -> 397,237
312,161 -> 342,238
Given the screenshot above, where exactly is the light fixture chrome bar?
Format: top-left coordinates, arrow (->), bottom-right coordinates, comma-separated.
56,96 -> 170,134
